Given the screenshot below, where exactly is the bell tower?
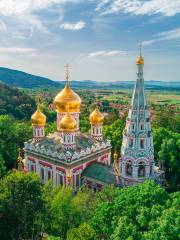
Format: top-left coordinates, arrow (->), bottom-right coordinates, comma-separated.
120,45 -> 154,186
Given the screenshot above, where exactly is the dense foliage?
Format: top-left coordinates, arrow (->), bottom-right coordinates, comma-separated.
0,84 -> 179,239
0,115 -> 32,170
0,173 -> 179,240
0,82 -> 36,119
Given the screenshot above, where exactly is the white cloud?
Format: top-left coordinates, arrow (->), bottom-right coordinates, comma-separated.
0,47 -> 37,54
0,0 -> 79,16
0,0 -> 80,37
97,0 -> 180,16
88,50 -> 127,58
142,27 -> 180,46
60,21 -> 86,30
0,20 -> 7,31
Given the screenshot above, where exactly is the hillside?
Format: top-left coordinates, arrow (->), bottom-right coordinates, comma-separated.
0,67 -> 60,88
0,67 -> 179,90
0,82 -> 36,119
61,80 -> 180,90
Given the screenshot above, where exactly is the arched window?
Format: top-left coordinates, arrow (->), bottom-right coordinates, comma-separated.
41,168 -> 44,182
126,161 -> 133,176
48,170 -> 52,180
129,138 -> 134,147
138,162 -> 145,177
140,123 -> 144,130
56,172 -> 64,186
140,139 -> 144,148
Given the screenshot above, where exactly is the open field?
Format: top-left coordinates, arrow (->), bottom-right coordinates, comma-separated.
92,90 -> 180,106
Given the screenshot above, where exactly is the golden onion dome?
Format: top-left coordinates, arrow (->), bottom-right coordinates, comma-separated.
31,106 -> 46,127
60,111 -> 77,132
136,55 -> 144,65
54,83 -> 81,113
89,107 -> 104,124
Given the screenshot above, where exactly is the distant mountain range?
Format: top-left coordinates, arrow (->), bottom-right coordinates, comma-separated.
0,67 -> 61,88
0,67 -> 179,90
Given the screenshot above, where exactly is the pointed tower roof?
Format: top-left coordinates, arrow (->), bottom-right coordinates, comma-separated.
131,45 -> 147,110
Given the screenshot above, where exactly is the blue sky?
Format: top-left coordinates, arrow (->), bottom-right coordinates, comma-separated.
0,0 -> 180,81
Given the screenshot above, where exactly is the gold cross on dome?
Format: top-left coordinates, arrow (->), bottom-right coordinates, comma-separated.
64,63 -> 70,83
139,42 -> 142,56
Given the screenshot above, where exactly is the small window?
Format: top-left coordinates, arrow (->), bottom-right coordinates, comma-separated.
140,139 -> 144,148
129,138 -> 133,147
48,170 -> 51,180
140,123 -> 144,130
132,123 -> 135,130
126,162 -> 132,176
56,173 -> 64,186
76,174 -> 81,188
41,168 -> 44,181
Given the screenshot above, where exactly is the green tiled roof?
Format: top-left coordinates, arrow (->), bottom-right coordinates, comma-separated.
82,162 -> 116,185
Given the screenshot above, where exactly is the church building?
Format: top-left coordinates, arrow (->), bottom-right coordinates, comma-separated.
24,65 -> 113,191
24,48 -> 162,189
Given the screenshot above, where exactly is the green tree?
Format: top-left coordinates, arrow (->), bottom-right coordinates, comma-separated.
44,186 -> 74,238
103,118 -> 125,154
0,171 -> 45,240
0,154 -> 6,178
158,138 -> 180,192
153,108 -> 180,132
0,115 -> 32,169
111,216 -> 139,240
67,223 -> 96,240
91,180 -> 168,240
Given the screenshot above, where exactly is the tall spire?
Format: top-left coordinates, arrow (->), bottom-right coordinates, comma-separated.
120,47 -> 154,186
131,45 -> 146,110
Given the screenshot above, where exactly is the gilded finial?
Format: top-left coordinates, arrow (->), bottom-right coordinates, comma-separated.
35,96 -> 41,109
67,169 -> 72,184
139,42 -> 142,56
17,148 -> 23,171
114,147 -> 118,162
136,43 -> 144,65
64,63 -> 70,84
95,96 -> 99,108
